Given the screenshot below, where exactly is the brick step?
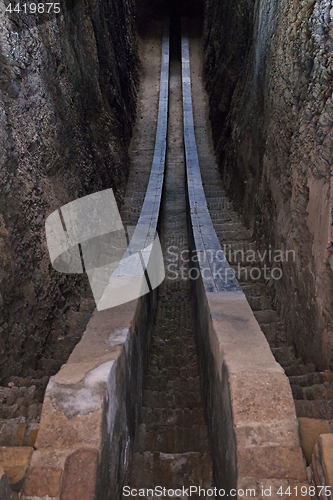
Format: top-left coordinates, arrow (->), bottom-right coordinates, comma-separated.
205,190 -> 229,198
246,294 -> 272,311
153,324 -> 194,337
284,363 -> 317,377
145,375 -> 201,394
0,418 -> 39,447
295,399 -> 333,420
242,282 -> 270,297
280,357 -> 304,369
207,201 -> 236,212
215,228 -> 252,241
127,451 -> 214,490
150,354 -> 199,371
289,371 -> 333,387
149,343 -> 197,359
291,383 -> 333,401
203,195 -> 229,203
151,336 -> 197,350
208,211 -> 241,224
0,402 -> 42,420
312,434 -> 333,495
135,423 -> 210,454
143,389 -> 202,410
142,407 -> 205,429
147,364 -> 200,379
153,311 -> 194,325
212,222 -> 247,233
219,241 -> 257,253
259,322 -> 287,346
271,346 -> 296,364
253,310 -> 280,324
236,273 -> 269,285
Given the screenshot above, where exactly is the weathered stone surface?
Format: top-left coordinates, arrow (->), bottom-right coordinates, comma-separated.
312,443 -> 327,499
67,302 -> 136,365
23,467 -> 62,498
203,0 -> 333,370
318,433 -> 333,488
207,291 -> 284,377
23,423 -> 39,447
35,397 -> 102,450
236,420 -> 300,448
0,446 -> 33,484
238,446 -> 306,481
29,449 -> 71,470
60,448 -> 100,500
230,372 -> 297,424
0,466 -> 12,500
0,0 -> 139,381
14,423 -> 26,447
298,417 -> 330,464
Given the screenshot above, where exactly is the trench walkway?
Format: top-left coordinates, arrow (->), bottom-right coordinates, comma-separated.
122,16 -> 333,499
124,18 -> 214,500
1,14 -> 332,500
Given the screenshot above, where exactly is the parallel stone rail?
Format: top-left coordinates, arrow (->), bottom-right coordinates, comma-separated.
18,30 -> 170,500
181,25 -> 307,493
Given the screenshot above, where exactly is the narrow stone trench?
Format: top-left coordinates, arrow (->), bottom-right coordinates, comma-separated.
124,17 -> 214,500
2,0 -> 333,496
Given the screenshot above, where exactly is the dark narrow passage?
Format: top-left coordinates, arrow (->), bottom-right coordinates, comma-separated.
124,19 -> 214,500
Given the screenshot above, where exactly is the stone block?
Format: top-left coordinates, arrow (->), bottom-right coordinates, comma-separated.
236,420 -> 300,449
318,433 -> 333,488
230,372 -> 297,425
298,417 -> 330,464
238,446 -> 307,481
23,467 -> 62,497
312,444 -> 326,499
35,396 -> 102,450
60,448 -> 100,500
14,422 -> 26,446
23,423 -> 39,447
0,446 -> 33,485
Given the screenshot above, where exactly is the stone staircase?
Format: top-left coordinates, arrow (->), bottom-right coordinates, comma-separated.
189,25 -> 333,475
124,20 -> 214,498
206,185 -> 333,463
125,271 -> 214,499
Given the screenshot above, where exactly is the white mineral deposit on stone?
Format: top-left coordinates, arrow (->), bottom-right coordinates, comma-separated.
84,361 -> 115,388
106,328 -> 130,347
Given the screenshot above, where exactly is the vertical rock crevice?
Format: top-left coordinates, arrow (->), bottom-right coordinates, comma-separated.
0,0 -> 139,381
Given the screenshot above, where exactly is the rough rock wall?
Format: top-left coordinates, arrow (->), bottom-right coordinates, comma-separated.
204,0 -> 333,370
0,0 -> 139,381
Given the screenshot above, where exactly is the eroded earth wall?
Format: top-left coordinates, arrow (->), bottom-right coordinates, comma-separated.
204,0 -> 333,370
0,0 -> 139,381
